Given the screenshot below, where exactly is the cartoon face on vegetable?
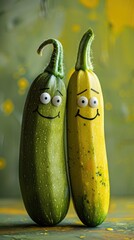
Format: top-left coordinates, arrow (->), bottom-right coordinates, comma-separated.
75,87 -> 100,120
33,78 -> 65,120
67,69 -> 102,124
38,90 -> 62,119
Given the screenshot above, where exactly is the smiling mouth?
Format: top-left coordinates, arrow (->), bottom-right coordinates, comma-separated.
75,109 -> 100,120
33,108 -> 60,119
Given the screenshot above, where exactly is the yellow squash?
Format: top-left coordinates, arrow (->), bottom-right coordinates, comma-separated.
67,29 -> 110,227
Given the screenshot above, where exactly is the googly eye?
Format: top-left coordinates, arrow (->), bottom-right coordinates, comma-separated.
52,95 -> 62,107
89,97 -> 98,108
77,96 -> 88,108
40,92 -> 51,104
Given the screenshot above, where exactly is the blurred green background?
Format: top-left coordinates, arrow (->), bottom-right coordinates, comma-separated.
0,0 -> 134,198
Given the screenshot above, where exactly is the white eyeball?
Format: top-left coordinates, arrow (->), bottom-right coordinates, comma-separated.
40,92 -> 51,104
89,97 -> 98,108
52,95 -> 62,107
77,96 -> 88,107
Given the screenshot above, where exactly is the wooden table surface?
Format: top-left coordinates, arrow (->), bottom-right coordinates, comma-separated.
0,197 -> 134,240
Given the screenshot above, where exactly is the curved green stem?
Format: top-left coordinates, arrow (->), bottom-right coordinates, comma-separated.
58,42 -> 64,78
75,29 -> 94,71
37,39 -> 64,79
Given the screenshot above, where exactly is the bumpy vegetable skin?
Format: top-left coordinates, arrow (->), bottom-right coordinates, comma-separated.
19,39 -> 70,226
67,29 -> 110,227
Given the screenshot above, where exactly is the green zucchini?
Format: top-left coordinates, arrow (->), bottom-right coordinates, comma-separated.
19,39 -> 70,226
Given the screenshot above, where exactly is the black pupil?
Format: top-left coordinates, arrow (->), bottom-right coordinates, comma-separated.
94,101 -> 96,104
57,99 -> 60,102
45,97 -> 47,100
82,100 -> 85,104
